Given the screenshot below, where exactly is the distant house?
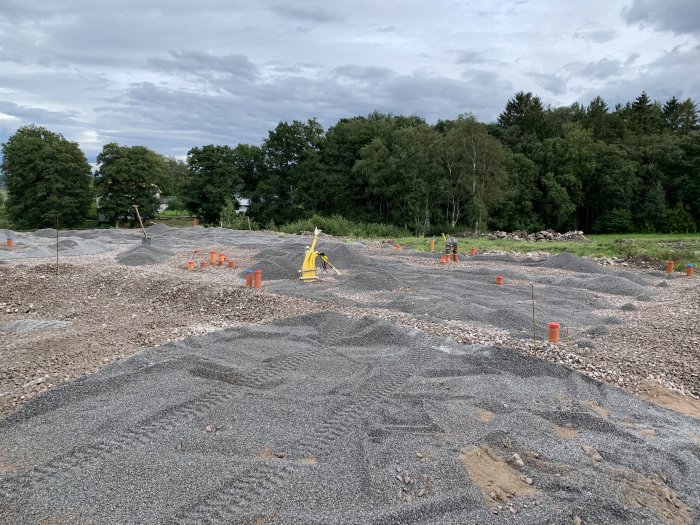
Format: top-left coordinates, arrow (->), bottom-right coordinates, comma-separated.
158,196 -> 176,213
237,197 -> 250,214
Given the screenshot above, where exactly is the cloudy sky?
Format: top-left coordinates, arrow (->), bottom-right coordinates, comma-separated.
1,0 -> 699,160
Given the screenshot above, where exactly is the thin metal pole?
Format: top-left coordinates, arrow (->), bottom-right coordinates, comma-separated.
531,284 -> 536,348
56,215 -> 59,274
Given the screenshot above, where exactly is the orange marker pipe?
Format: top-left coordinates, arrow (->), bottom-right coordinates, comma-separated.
452,253 -> 459,263
6,238 -> 13,248
210,251 -> 217,265
666,260 -> 674,273
429,239 -> 435,253
548,322 -> 560,344
229,260 -> 236,268
496,276 -> 504,286
219,253 -> 226,266
200,261 -> 208,268
187,260 -> 195,271
253,269 -> 262,288
245,271 -> 253,287
469,247 -> 477,256
687,264 -> 694,277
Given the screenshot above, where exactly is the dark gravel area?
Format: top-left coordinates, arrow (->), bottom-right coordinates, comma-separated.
1,313 -> 698,524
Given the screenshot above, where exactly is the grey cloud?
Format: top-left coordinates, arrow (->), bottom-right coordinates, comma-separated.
623,0 -> 700,35
567,58 -> 623,80
456,50 -> 488,65
270,4 -> 339,24
625,52 -> 640,66
573,28 -> 618,43
527,73 -> 567,95
149,51 -> 259,82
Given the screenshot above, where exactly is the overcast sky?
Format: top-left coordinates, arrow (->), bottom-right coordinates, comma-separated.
1,0 -> 699,161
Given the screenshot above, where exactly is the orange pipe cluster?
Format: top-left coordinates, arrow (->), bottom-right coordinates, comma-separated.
187,250 -> 235,271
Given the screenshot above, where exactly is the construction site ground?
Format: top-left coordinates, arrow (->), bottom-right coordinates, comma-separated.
0,225 -> 698,524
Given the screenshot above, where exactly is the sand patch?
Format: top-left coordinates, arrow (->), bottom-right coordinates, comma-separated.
615,469 -> 692,525
582,400 -> 610,418
252,512 -> 278,525
257,447 -> 273,461
459,446 -> 537,508
552,424 -> 577,440
475,409 -> 495,423
640,386 -> 700,420
301,456 -> 317,465
640,428 -> 656,438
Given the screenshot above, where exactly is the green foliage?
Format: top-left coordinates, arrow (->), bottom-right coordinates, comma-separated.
225,214 -> 259,230
592,209 -> 633,233
1,125 -> 94,229
183,145 -> 242,224
664,203 -> 697,233
95,143 -> 165,225
279,214 -> 406,238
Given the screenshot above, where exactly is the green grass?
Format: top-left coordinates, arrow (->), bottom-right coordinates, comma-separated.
391,233 -> 700,271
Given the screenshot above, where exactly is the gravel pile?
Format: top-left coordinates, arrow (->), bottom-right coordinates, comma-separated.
1,312 -> 697,524
0,320 -> 72,334
116,243 -> 175,266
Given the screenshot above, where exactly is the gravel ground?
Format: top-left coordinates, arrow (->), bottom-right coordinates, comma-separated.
1,226 -> 699,524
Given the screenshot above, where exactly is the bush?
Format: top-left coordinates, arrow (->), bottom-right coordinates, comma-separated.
592,209 -> 633,233
279,214 -> 406,238
226,214 -> 259,230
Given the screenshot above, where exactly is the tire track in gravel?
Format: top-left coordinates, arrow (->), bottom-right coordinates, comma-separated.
0,352 -> 311,503
167,341 -> 438,525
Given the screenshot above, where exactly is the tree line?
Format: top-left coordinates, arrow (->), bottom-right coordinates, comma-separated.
1,91 -> 698,234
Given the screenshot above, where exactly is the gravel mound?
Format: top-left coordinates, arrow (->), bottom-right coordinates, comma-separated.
619,302 -> 638,311
116,244 -> 175,266
146,223 -> 172,234
1,312 -> 697,525
31,228 -> 58,238
0,320 -> 72,334
535,252 -> 607,273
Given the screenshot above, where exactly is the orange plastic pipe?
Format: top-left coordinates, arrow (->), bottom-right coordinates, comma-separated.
666,260 -> 674,273
452,253 -> 459,263
200,261 -> 207,268
210,251 -> 217,265
469,247 -> 477,256
439,255 -> 447,264
687,264 -> 694,277
220,253 -> 227,267
229,260 -> 235,268
245,271 -> 253,287
6,238 -> 13,248
253,269 -> 262,288
496,276 -> 504,286
429,239 -> 435,253
548,322 -> 560,344
187,260 -> 195,271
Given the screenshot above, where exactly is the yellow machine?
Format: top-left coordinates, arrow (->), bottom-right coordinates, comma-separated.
300,228 -> 341,281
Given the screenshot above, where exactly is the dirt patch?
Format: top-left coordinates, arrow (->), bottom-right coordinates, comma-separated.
301,456 -> 317,465
552,425 -> 577,440
616,469 -> 692,525
459,446 -> 537,508
257,448 -> 273,461
640,385 -> 700,420
475,409 -> 495,423
251,513 -> 278,525
582,400 -> 610,418
640,428 -> 656,439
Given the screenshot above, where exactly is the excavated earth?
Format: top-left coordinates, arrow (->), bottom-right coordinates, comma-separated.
0,225 -> 699,525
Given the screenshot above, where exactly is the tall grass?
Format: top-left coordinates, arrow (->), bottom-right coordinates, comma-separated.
279,214 -> 406,238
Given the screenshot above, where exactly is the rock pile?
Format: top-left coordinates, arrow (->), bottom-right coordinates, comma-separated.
484,230 -> 589,242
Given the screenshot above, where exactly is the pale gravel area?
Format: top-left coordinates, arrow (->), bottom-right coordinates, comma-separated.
1,227 -> 698,418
